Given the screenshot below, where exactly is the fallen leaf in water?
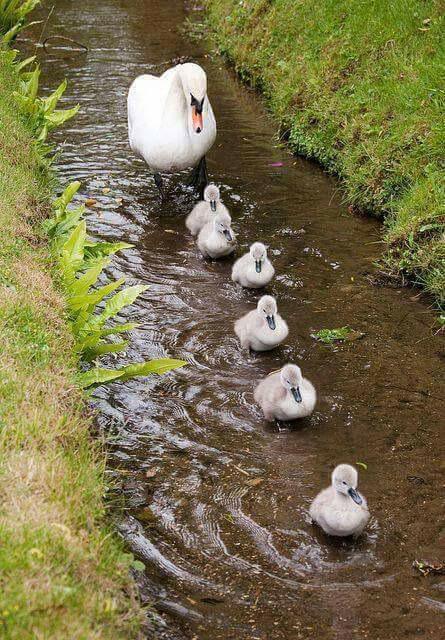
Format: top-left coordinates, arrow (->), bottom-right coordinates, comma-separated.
413,560 -> 445,576
356,461 -> 368,470
200,597 -> 225,604
85,198 -> 97,207
137,508 -> 156,523
232,463 -> 250,476
145,468 -> 158,478
165,229 -> 177,234
115,197 -> 123,204
186,597 -> 197,605
269,161 -> 283,167
344,330 -> 365,342
102,187 -> 111,194
245,477 -> 264,487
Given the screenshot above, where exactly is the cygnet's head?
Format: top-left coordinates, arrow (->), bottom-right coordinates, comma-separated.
280,364 -> 303,403
214,211 -> 233,241
204,184 -> 220,211
331,464 -> 362,505
250,242 -> 267,273
257,295 -> 277,330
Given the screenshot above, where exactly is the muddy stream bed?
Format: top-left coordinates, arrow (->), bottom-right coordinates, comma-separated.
25,0 -> 444,637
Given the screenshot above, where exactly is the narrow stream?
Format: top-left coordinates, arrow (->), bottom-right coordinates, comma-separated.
27,1 -> 444,638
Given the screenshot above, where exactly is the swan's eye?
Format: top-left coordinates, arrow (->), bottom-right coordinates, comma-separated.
190,94 -> 204,114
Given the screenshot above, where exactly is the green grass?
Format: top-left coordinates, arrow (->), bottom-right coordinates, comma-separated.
204,0 -> 445,309
0,46 -> 144,640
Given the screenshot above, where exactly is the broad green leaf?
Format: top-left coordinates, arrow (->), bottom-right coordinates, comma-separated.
117,358 -> 187,382
89,284 -> 148,328
100,322 -> 139,337
78,358 -> 186,388
25,65 -> 40,100
1,23 -> 21,45
74,332 -> 102,353
54,181 -> 81,210
42,79 -> 66,114
61,221 -> 86,272
77,367 -> 123,388
46,206 -> 85,239
84,241 -> 134,260
68,278 -> 125,312
16,55 -> 36,71
70,258 -> 109,297
83,341 -> 128,361
45,105 -> 80,127
37,123 -> 48,142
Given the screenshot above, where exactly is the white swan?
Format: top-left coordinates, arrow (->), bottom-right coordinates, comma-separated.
231,242 -> 275,288
309,464 -> 370,537
254,363 -> 316,421
185,184 -> 228,236
234,295 -> 288,351
127,62 -> 216,196
197,210 -> 236,259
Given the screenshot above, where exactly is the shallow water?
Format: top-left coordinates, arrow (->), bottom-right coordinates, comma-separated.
26,0 -> 444,637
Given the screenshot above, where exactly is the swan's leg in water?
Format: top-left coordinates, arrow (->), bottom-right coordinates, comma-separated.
153,172 -> 166,199
187,156 -> 208,196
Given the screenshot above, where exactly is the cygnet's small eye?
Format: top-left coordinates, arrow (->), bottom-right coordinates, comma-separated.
342,481 -> 347,485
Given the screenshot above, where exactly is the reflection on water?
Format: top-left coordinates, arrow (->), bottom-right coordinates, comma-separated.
26,0 -> 445,637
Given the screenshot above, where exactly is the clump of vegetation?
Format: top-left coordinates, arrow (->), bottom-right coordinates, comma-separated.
0,2 -> 181,637
0,0 -> 39,40
312,326 -> 354,344
204,0 -> 445,310
0,48 -> 144,640
47,181 -> 185,387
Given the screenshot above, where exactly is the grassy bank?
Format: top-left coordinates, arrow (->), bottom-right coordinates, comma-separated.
204,0 -> 445,309
0,28 -> 145,640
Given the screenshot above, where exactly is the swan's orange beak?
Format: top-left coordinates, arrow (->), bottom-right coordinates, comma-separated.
192,107 -> 203,134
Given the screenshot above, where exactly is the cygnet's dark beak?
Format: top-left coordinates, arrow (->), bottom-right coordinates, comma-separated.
223,229 -> 232,241
210,200 -> 217,212
266,314 -> 276,330
291,386 -> 302,403
255,260 -> 262,273
348,487 -> 363,505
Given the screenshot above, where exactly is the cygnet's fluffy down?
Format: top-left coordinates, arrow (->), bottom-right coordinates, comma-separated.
185,184 -> 229,236
234,295 -> 288,351
231,242 -> 274,288
309,464 -> 370,537
254,363 -> 316,421
196,210 -> 236,259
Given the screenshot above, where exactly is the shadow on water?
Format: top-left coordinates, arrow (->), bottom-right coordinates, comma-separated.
23,0 -> 444,638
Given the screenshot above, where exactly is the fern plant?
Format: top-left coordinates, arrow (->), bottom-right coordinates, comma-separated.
13,65 -> 79,141
0,0 -> 40,42
49,183 -> 186,388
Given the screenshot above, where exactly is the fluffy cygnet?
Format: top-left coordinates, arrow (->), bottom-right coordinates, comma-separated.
254,363 -> 316,421
234,295 -> 288,351
196,210 -> 236,259
185,184 -> 228,236
309,464 -> 370,537
231,242 -> 275,288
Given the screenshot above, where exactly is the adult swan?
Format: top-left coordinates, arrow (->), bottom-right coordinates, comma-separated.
127,62 -> 216,197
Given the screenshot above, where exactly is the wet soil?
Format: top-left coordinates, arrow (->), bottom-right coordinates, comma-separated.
25,0 -> 445,638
